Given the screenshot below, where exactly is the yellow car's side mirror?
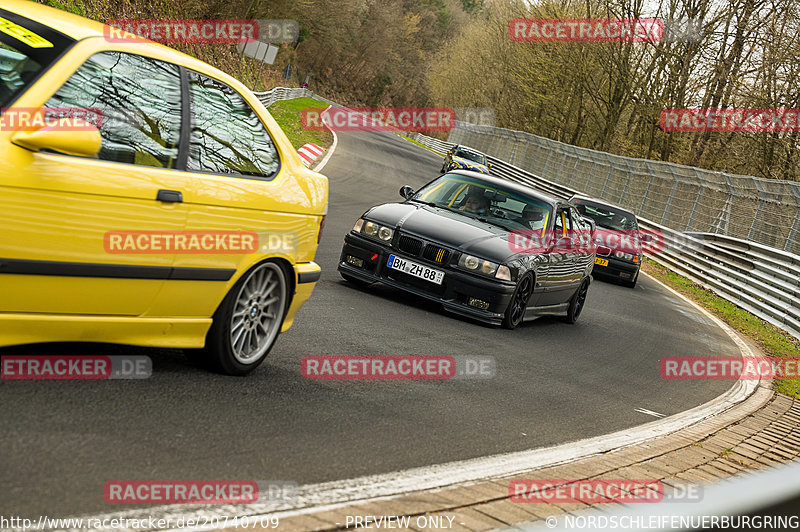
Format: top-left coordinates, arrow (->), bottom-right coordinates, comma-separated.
11,118 -> 102,158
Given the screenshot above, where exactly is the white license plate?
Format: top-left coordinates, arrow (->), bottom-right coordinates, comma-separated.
387,254 -> 444,284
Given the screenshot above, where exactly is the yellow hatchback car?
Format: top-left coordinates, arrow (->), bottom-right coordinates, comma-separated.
0,1 -> 328,375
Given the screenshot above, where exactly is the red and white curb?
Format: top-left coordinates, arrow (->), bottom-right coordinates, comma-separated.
297,143 -> 325,168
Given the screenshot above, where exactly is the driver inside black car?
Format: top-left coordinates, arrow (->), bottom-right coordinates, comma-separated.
518,204 -> 546,229
461,194 -> 490,215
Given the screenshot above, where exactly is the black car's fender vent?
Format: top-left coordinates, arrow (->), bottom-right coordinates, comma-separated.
423,245 -> 450,264
397,234 -> 424,256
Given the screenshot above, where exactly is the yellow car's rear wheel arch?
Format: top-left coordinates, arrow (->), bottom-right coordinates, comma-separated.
198,259 -> 294,376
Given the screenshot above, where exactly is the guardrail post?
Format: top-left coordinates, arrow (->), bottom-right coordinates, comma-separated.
687,168 -> 706,232
639,161 -> 657,215
748,178 -> 765,241
786,182 -> 800,253
567,148 -> 581,188
619,159 -> 634,206
600,154 -> 614,197
710,173 -> 735,234
661,166 -> 680,226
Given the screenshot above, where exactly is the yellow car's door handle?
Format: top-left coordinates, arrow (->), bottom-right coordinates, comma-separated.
156,190 -> 183,203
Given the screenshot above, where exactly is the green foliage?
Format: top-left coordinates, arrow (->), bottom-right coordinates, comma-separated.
267,97 -> 332,151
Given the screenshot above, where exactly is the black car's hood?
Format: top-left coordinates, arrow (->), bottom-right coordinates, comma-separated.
365,202 -> 515,260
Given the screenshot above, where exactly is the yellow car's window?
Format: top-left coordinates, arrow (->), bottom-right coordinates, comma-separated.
44,51 -> 182,169
187,71 -> 279,179
0,10 -> 73,107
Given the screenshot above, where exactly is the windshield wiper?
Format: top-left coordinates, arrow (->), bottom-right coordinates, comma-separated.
410,198 -> 438,207
469,214 -> 515,232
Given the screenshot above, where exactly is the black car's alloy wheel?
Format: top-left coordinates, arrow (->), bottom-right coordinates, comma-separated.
503,274 -> 533,329
563,278 -> 589,323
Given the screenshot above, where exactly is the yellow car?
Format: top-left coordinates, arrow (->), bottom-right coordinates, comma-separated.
0,1 -> 328,375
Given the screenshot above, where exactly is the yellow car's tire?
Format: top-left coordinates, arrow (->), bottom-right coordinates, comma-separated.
199,260 -> 291,376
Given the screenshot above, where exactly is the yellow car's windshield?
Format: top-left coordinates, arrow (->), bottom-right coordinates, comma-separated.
0,10 -> 74,107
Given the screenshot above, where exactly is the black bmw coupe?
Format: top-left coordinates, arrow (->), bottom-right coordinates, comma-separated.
338,171 -> 595,328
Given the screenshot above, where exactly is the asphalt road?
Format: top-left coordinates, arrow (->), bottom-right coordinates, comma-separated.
0,129 -> 737,520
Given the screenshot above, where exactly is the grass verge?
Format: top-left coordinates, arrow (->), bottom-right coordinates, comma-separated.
642,259 -> 800,399
396,133 -> 444,156
268,97 -> 333,152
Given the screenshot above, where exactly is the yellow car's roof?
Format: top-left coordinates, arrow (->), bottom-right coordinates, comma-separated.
4,0 -> 111,40
4,0 -> 250,94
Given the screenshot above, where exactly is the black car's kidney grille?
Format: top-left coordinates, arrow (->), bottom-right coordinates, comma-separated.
397,234 -> 423,256
423,244 -> 450,264
597,246 -> 611,256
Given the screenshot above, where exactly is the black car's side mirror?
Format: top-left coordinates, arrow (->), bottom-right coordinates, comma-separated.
399,185 -> 415,200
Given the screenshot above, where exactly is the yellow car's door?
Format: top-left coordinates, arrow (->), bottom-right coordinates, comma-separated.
149,70 -> 320,318
0,50 -> 190,316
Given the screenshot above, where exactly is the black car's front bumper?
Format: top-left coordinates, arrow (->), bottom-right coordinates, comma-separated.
593,255 -> 640,281
338,232 -> 516,325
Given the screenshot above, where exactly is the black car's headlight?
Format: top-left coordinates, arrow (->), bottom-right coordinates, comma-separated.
614,251 -> 636,262
458,254 -> 512,280
354,218 -> 394,242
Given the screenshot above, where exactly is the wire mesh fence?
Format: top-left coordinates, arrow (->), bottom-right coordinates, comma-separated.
447,123 -> 800,255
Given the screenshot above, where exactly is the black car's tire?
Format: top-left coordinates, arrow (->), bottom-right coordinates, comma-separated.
341,271 -> 371,287
502,274 -> 534,329
197,260 -> 290,376
563,278 -> 589,324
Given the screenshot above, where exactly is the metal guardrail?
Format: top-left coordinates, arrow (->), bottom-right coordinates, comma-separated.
252,86 -> 336,108
404,131 -> 800,341
447,122 -> 800,256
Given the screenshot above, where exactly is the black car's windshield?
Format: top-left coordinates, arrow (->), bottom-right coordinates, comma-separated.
453,149 -> 485,165
412,174 -> 552,231
0,11 -> 75,107
572,198 -> 638,230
